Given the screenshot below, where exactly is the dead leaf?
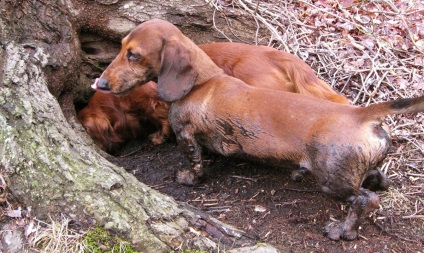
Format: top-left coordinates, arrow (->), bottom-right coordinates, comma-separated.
350,59 -> 365,68
314,0 -> 330,8
6,207 -> 22,218
254,205 -> 267,212
354,14 -> 371,24
25,220 -> 37,237
347,34 -> 365,50
315,18 -> 326,27
336,21 -> 355,31
412,80 -> 424,90
343,63 -> 355,72
360,37 -> 375,49
395,78 -> 408,90
417,22 -> 424,37
340,0 -> 355,8
415,39 -> 424,51
372,18 -> 382,25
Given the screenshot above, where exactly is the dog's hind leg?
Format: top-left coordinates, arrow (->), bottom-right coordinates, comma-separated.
175,124 -> 205,185
361,168 -> 391,192
323,188 -> 380,240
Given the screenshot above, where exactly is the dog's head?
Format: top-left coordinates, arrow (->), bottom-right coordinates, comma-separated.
77,107 -> 116,152
92,19 -> 198,102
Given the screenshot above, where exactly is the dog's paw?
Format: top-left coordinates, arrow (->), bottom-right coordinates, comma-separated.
175,169 -> 200,186
342,229 -> 358,241
323,221 -> 358,241
149,131 -> 166,145
290,170 -> 304,182
290,167 -> 308,182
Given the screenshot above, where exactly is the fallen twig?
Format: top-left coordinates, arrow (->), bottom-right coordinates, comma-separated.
231,175 -> 258,182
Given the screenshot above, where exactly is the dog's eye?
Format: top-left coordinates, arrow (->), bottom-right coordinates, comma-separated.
127,50 -> 141,62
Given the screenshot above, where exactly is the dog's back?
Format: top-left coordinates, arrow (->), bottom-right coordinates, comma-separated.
171,76 -> 386,163
199,42 -> 349,104
78,92 -> 135,152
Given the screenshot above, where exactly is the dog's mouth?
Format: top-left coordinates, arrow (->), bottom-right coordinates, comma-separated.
91,75 -> 158,96
90,80 -> 133,96
112,76 -> 158,96
111,80 -> 151,96
111,87 -> 137,96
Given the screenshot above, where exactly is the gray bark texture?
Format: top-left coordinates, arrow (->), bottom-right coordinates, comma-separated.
0,0 -> 277,252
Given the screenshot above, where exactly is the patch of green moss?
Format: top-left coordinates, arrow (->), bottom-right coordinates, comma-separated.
84,226 -> 140,253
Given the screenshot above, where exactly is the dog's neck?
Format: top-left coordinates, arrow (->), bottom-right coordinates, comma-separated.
187,40 -> 225,86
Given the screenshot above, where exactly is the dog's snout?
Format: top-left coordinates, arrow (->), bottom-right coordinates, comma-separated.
97,78 -> 110,91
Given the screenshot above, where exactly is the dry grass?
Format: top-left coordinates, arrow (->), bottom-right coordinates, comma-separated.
26,216 -> 87,253
1,171 -> 87,253
25,216 -> 138,253
207,0 -> 424,231
0,173 -> 10,204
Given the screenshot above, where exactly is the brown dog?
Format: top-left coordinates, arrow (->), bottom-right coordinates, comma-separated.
92,19 -> 424,241
199,42 -> 349,104
79,41 -> 348,153
78,81 -> 170,153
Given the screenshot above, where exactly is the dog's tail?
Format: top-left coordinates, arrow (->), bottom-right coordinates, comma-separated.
361,95 -> 424,120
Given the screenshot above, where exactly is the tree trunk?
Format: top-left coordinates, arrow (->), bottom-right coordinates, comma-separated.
0,0 -> 278,252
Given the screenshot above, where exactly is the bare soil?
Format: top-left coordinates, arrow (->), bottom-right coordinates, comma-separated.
71,3 -> 423,251
108,137 -> 423,253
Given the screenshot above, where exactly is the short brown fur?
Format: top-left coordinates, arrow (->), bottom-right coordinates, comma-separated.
78,81 -> 170,153
80,40 -> 349,152
93,19 -> 424,241
198,42 -> 349,104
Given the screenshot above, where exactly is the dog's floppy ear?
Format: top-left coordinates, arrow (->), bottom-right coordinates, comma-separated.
158,39 -> 198,102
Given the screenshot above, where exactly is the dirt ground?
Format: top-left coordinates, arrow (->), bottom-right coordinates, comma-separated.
72,1 -> 424,250
107,136 -> 423,253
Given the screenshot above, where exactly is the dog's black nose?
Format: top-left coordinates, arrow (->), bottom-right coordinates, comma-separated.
97,78 -> 110,91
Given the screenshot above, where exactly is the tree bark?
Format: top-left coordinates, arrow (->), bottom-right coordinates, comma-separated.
0,0 -> 277,252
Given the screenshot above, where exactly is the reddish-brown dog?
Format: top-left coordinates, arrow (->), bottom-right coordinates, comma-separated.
79,42 -> 348,152
78,81 -> 170,153
92,19 -> 424,240
199,42 -> 349,104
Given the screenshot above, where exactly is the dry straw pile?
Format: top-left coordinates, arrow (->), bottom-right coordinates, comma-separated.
208,0 -> 424,232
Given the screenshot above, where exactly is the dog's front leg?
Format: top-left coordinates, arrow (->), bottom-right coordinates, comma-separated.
148,119 -> 171,145
323,188 -> 379,240
290,167 -> 309,182
175,124 -> 205,185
